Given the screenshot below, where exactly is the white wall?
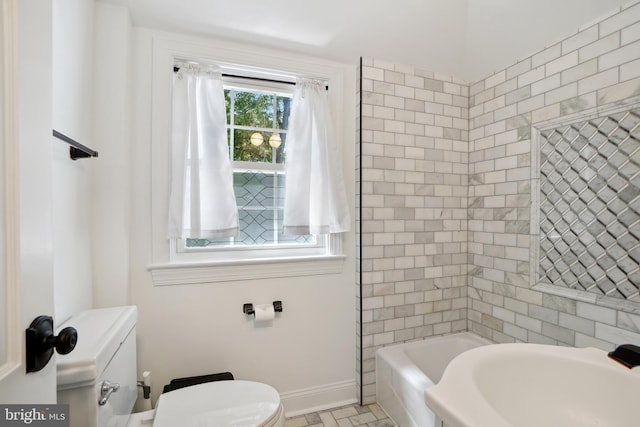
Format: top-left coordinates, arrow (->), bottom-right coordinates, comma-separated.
91,2 -> 132,309
128,28 -> 357,415
52,0 -> 95,323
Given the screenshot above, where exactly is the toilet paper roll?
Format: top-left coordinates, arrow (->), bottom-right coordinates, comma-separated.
254,304 -> 276,322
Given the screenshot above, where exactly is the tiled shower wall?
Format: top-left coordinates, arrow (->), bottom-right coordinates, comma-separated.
357,0 -> 640,405
468,2 -> 640,347
357,59 -> 469,403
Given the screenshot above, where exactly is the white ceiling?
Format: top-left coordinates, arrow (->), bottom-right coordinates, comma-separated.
101,0 -> 630,82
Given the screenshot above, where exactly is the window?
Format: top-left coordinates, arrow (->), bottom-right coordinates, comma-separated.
148,36 -> 349,285
175,78 -> 327,261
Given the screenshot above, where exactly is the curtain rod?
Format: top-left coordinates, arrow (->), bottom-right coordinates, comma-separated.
172,66 -> 328,90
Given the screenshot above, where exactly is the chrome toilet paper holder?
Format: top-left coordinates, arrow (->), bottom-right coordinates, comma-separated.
243,301 -> 283,316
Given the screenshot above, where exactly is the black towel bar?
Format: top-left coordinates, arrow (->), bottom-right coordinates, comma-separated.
53,129 -> 98,160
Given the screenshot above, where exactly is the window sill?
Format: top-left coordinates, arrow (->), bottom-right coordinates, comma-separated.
148,254 -> 347,286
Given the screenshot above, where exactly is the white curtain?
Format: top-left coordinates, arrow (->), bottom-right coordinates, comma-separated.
168,64 -> 239,239
283,78 -> 350,235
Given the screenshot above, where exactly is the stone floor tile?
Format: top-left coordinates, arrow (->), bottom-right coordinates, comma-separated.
332,406 -> 359,419
349,412 -> 378,425
318,411 -> 338,427
305,413 -> 323,424
285,416 -> 309,427
337,418 -> 354,427
368,420 -> 395,427
286,403 -> 396,427
367,403 -> 387,420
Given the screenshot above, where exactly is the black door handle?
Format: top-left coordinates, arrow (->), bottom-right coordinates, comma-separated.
26,315 -> 78,373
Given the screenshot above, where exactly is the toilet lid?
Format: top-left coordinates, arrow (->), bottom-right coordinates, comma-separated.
152,380 -> 282,427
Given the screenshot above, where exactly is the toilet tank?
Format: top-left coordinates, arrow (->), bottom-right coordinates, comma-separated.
57,306 -> 138,427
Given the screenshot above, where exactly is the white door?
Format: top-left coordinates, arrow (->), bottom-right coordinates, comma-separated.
0,0 -> 57,403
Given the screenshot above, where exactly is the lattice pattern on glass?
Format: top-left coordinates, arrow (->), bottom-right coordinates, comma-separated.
539,108 -> 640,302
188,171 -> 315,247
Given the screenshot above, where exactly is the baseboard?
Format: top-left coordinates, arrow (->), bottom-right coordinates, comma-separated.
280,379 -> 358,418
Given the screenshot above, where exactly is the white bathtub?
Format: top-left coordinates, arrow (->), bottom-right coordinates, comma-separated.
376,332 -> 491,427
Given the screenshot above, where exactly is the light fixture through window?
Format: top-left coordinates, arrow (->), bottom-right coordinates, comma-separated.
250,132 -> 263,146
269,134 -> 282,148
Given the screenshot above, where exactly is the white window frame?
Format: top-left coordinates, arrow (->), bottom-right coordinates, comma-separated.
147,34 -> 348,285
174,81 -> 321,255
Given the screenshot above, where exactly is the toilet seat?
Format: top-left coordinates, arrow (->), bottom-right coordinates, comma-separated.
151,380 -> 284,427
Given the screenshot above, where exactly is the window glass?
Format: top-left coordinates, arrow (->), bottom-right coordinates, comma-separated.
185,83 -> 316,250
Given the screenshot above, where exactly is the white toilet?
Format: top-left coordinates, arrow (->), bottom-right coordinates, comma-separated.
56,306 -> 285,427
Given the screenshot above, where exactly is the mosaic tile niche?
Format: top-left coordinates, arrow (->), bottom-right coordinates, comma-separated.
534,106 -> 640,303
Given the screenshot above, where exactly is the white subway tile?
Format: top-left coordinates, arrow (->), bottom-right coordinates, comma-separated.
595,322 -> 640,346
531,74 -> 561,96
561,58 -> 598,85
562,25 -> 599,54
517,94 -> 545,114
545,51 -> 578,76
443,82 -> 462,95
599,2 -> 640,36
395,85 -> 415,99
373,80 -> 395,95
597,77 -> 640,104
621,57 -> 640,81
599,39 -> 640,71
574,333 -> 614,351
621,20 -> 640,44
507,58 -> 532,80
385,70 -> 405,84
518,65 -> 545,87
395,63 -> 416,75
372,58 -> 395,70
578,32 -> 620,63
576,302 -> 617,325
362,66 -> 384,81
545,82 -> 578,105
434,92 -> 453,105
405,74 -> 425,89
533,43 -> 562,68
485,70 -> 507,89
578,67 -> 619,95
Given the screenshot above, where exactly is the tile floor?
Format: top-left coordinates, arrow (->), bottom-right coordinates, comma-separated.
284,403 -> 395,427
